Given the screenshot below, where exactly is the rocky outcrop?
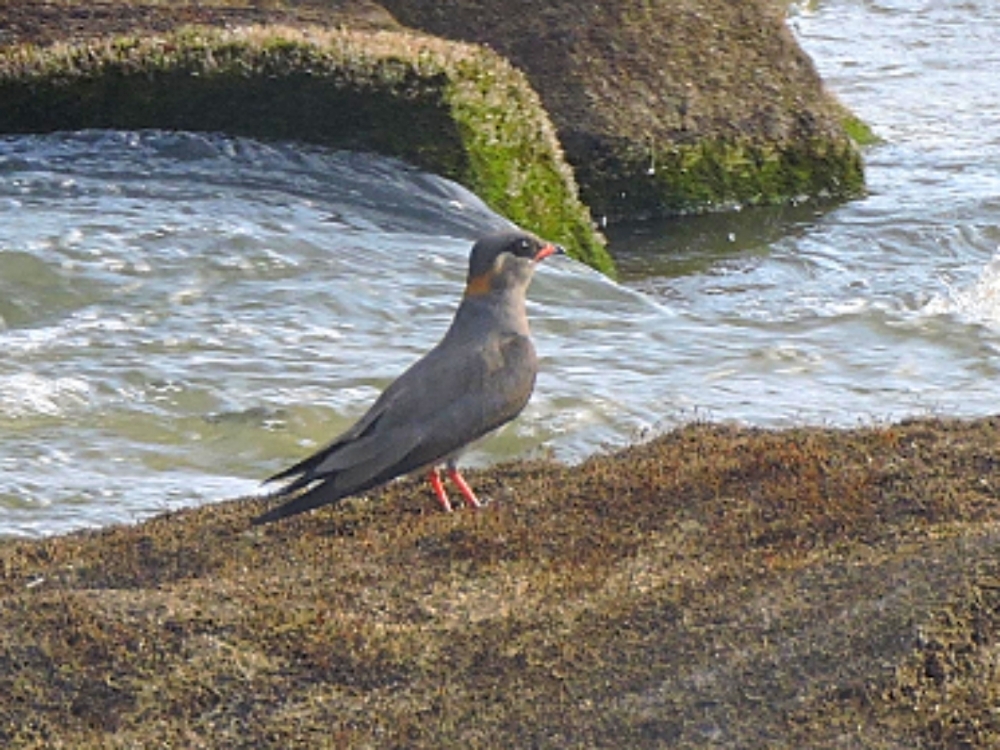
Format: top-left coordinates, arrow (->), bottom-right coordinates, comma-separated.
2,417 -> 999,747
381,0 -> 867,220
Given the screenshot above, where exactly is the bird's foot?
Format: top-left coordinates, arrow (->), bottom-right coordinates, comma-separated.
447,466 -> 482,509
427,469 -> 453,512
428,467 -> 487,511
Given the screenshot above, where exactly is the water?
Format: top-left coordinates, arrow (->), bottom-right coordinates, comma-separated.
2,0 -> 999,536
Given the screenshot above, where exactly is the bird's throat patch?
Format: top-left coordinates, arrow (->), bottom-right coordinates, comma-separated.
464,272 -> 493,297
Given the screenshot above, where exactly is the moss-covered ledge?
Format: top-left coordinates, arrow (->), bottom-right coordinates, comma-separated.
0,25 -> 614,275
380,0 -> 870,221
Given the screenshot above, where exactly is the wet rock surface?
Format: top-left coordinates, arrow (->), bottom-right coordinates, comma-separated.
3,417 -> 1000,747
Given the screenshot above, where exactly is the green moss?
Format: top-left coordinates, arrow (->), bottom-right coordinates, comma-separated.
839,109 -> 880,147
446,57 -> 613,275
0,25 -> 613,274
575,136 -> 866,220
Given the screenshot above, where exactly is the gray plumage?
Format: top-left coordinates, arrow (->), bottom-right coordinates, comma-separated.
253,230 -> 562,524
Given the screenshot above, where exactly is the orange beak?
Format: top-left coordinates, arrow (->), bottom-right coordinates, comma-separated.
533,243 -> 566,262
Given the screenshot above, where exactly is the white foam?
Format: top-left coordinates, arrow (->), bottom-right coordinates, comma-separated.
0,372 -> 92,418
925,249 -> 1000,327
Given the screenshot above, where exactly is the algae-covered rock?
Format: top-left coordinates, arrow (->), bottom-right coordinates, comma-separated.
380,0 -> 868,220
0,24 -> 613,274
3,416 -> 1000,747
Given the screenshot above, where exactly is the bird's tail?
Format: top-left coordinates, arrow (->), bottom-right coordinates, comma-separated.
252,480 -> 347,525
264,450 -> 329,489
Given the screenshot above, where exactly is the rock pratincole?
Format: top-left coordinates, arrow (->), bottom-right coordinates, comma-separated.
253,230 -> 564,524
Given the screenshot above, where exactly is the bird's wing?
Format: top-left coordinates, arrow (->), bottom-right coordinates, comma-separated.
264,405 -> 389,490
252,424 -> 426,524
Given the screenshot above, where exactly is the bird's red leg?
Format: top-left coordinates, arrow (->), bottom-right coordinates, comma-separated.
427,468 -> 453,512
447,465 -> 482,509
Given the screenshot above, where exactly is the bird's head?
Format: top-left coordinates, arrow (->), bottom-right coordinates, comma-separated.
464,231 -> 565,297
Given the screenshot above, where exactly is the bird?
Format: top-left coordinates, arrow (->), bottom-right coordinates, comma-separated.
252,230 -> 564,524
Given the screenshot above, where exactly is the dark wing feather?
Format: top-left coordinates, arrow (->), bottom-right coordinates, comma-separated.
251,424 -> 424,524
263,409 -> 386,490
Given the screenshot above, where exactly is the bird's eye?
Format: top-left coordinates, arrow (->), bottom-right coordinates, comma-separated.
518,239 -> 531,254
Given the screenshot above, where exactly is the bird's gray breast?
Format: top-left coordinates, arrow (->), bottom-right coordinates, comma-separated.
479,331 -> 537,426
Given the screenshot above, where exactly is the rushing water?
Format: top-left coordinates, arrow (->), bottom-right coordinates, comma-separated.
2,0 -> 999,536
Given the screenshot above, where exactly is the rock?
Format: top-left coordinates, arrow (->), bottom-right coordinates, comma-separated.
3,416 -> 1000,747
379,0 -> 867,220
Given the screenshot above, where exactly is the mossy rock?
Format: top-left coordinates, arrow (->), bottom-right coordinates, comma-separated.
0,25 -> 613,275
574,133 -> 866,218
381,0 -> 869,220
4,416 -> 1000,746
